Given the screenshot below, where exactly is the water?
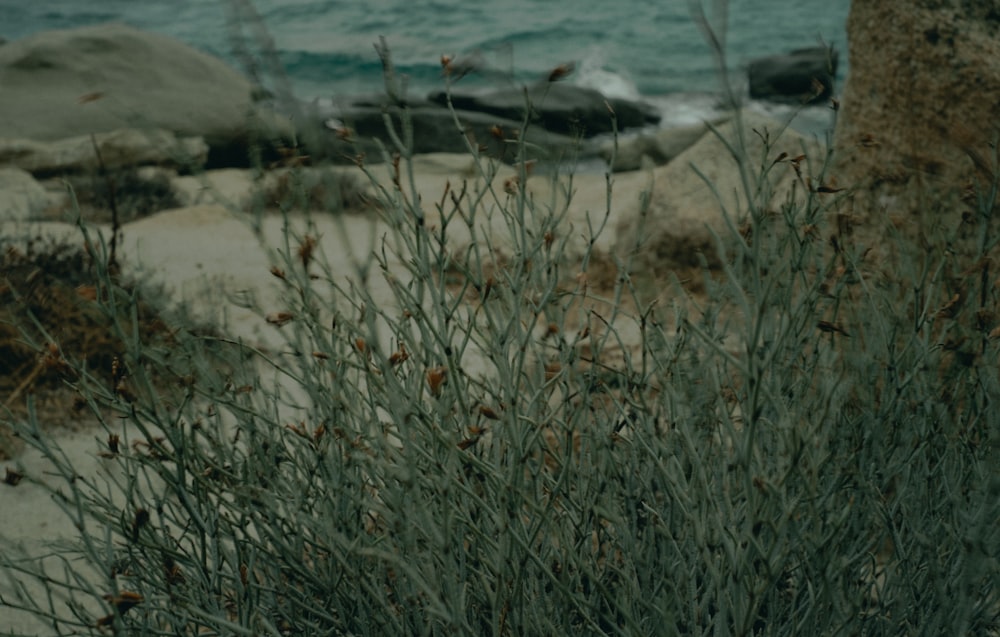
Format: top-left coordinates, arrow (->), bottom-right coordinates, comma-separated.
1,0 -> 850,134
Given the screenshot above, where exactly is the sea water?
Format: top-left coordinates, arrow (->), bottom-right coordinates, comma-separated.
1,0 -> 850,135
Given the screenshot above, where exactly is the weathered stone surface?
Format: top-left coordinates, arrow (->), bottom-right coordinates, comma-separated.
0,23 -> 290,167
427,82 -> 660,137
748,47 -> 838,104
319,104 -> 584,163
615,111 -> 820,272
596,119 -> 727,172
0,128 -> 207,176
0,168 -> 57,221
171,166 -> 369,213
833,0 -> 1000,211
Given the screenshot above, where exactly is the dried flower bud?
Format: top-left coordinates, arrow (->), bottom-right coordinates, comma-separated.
266,312 -> 295,327
816,321 -> 849,337
389,344 -> 409,366
4,467 -> 24,486
478,405 -> 500,420
547,63 -> 574,82
503,176 -> 519,196
103,591 -> 143,615
99,434 -> 121,459
76,284 -> 98,301
544,362 -> 561,380
130,509 -> 150,543
298,235 -> 318,269
457,437 -> 480,450
426,366 -> 447,396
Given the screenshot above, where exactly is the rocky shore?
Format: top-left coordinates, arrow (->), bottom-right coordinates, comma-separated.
0,21 -> 823,255
0,23 -> 825,448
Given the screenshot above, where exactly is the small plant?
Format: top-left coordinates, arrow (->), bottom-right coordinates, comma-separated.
57,166 -> 180,225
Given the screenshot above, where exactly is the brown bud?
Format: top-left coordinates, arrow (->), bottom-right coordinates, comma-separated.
547,63 -> 574,82
266,312 -> 295,327
426,366 -> 447,396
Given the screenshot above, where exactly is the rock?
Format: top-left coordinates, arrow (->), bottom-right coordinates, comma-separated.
427,82 -> 660,137
596,119 -> 727,172
0,23 -> 290,168
0,128 -> 208,176
615,111 -> 820,272
833,1 -> 1000,212
748,46 -> 838,104
171,165 -> 370,214
171,169 -> 261,211
315,102 -> 586,163
0,168 -> 57,221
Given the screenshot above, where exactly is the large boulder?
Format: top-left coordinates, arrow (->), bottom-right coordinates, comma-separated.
0,128 -> 208,176
427,82 -> 660,137
615,111 -> 821,272
0,23 -> 289,168
748,46 -> 838,105
833,1 -> 1000,212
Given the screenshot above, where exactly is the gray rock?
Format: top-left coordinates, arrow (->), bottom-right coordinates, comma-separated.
0,168 -> 57,221
427,82 -> 660,137
615,111 -> 820,271
748,46 -> 838,104
0,23 -> 290,167
597,119 -> 728,172
0,128 -> 208,176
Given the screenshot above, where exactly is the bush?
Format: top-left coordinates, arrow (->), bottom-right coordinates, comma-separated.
2,15 -> 998,637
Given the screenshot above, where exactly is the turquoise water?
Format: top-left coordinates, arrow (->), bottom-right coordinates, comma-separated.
2,0 -> 850,130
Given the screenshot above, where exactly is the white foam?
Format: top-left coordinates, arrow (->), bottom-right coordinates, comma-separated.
646,93 -> 731,128
572,48 -> 641,101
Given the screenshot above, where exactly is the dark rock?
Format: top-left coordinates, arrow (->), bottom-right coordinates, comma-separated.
747,46 -> 838,104
310,101 -> 586,163
427,82 -> 660,137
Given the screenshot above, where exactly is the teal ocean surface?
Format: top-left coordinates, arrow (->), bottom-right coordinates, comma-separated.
2,0 -> 851,132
